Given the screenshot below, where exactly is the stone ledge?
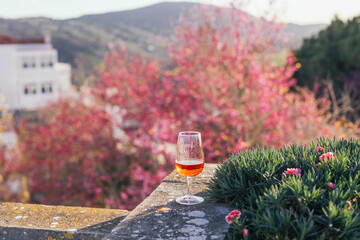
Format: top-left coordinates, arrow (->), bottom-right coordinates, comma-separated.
0,164 -> 229,239
0,202 -> 129,240
104,163 -> 231,240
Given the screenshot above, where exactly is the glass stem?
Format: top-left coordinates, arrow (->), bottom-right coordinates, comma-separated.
187,176 -> 193,196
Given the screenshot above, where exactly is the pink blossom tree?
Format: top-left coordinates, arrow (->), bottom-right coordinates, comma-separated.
95,4 -> 329,163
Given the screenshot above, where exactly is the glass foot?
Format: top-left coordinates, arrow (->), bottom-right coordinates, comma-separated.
176,195 -> 204,205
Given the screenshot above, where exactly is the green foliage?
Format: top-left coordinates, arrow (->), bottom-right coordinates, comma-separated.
295,15 -> 360,89
209,137 -> 360,239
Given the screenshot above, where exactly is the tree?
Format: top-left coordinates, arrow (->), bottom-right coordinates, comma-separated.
294,16 -> 360,120
94,4 -> 329,163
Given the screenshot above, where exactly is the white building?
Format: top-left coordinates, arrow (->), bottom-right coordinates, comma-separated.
0,35 -> 72,110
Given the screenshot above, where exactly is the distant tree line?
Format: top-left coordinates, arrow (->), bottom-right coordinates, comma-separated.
294,16 -> 360,120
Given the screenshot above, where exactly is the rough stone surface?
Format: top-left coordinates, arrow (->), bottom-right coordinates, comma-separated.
0,202 -> 129,240
104,164 -> 231,240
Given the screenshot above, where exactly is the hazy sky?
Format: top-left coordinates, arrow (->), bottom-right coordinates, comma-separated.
1,0 -> 359,25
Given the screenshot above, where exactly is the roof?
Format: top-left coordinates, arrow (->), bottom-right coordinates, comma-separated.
0,35 -> 45,44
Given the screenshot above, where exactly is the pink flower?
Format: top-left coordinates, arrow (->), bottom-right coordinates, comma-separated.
229,210 -> 241,220
284,168 -> 301,176
243,228 -> 249,236
320,152 -> 335,161
225,215 -> 234,224
315,147 -> 325,153
225,210 -> 241,224
328,182 -> 336,190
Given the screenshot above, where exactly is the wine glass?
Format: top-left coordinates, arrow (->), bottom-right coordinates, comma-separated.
175,131 -> 205,205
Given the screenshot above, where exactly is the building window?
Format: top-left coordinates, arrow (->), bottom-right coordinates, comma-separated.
41,83 -> 53,94
22,56 -> 36,69
41,56 -> 54,68
24,84 -> 37,95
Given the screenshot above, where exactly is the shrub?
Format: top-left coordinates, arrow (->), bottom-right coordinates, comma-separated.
18,98 -> 167,209
209,137 -> 360,239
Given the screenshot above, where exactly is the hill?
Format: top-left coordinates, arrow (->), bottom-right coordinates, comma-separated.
284,23 -> 327,48
75,2 -> 197,36
0,2 -> 326,86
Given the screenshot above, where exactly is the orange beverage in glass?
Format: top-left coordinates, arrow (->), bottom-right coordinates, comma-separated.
175,131 -> 204,205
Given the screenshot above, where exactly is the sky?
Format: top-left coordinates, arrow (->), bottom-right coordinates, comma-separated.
0,0 -> 359,25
